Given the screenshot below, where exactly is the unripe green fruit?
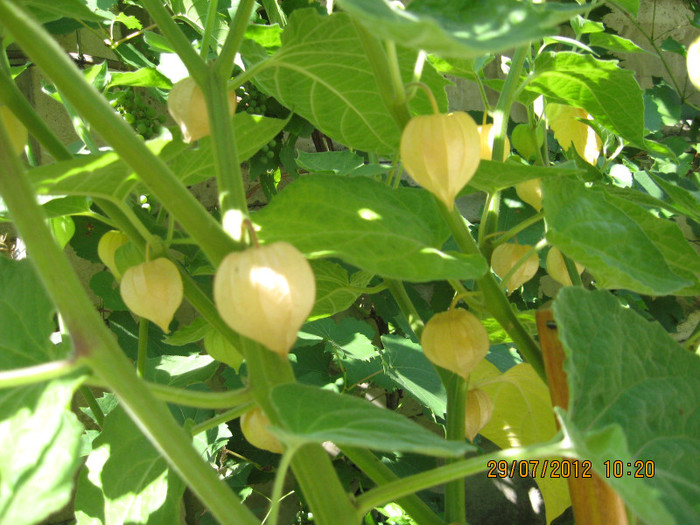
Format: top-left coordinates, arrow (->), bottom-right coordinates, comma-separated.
511,124 -> 541,161
120,258 -> 183,332
477,123 -> 510,161
400,112 -> 481,210
214,242 -> 316,357
0,105 -> 27,156
97,230 -> 129,280
465,388 -> 493,441
515,178 -> 543,211
240,407 -> 283,454
546,247 -> 584,286
421,308 -> 490,379
491,243 -> 539,295
167,77 -> 236,143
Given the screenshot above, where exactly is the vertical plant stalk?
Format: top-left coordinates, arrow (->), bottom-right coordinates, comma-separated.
0,0 -> 236,266
217,0 -> 258,78
444,373 -> 468,525
139,0 -> 208,84
439,203 -> 546,382
261,0 -> 287,27
241,339 -> 360,525
478,46 -> 528,259
0,122 -> 260,525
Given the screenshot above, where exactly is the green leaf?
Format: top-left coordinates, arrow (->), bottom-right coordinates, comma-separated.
530,52 -> 645,147
0,257 -> 59,369
336,0 -> 585,58
74,406 -> 186,525
49,215 -> 75,249
241,9 -> 449,154
0,378 -> 84,525
464,160 -> 583,194
588,32 -> 647,54
380,334 -> 446,417
644,81 -> 682,132
648,173 -> 700,223
170,113 -> 289,184
107,68 -> 173,90
296,150 -> 371,176
20,0 -> 104,23
309,260 -> 373,321
300,317 -> 377,361
163,316 -> 210,346
661,37 -> 686,56
553,287 -> 700,525
254,175 -> 488,282
614,0 -> 639,16
145,354 -> 219,387
543,177 -> 692,295
269,383 -> 472,457
167,0 -> 229,51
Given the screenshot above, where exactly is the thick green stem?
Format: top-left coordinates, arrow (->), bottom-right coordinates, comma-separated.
385,279 -> 425,338
352,21 -> 411,128
136,318 -> 148,377
87,376 -> 253,409
80,384 -> 105,428
140,0 -> 208,84
478,46 -> 529,257
0,119 -> 260,525
0,0 -> 236,266
190,403 -> 253,435
340,447 -> 446,525
216,0 -> 257,78
203,70 -> 249,215
444,374 -> 468,525
439,203 -> 546,382
199,0 -> 221,58
260,0 -> 287,27
241,339 -> 359,525
355,436 -> 569,515
0,360 -> 83,389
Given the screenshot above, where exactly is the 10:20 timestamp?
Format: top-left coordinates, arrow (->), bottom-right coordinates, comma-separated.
604,460 -> 655,478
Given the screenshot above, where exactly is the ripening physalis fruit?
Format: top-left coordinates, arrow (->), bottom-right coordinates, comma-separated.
0,105 -> 27,156
477,123 -> 510,161
98,230 -> 130,280
511,124 -> 540,161
120,258 -> 183,332
214,242 -> 316,357
545,103 -> 601,165
167,77 -> 237,143
515,178 -> 543,212
400,112 -> 481,210
491,243 -> 539,295
421,309 -> 490,379
240,407 -> 284,454
546,247 -> 584,286
688,36 -> 700,91
465,388 -> 493,441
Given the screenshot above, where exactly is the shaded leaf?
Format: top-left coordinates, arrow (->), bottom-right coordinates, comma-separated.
309,260 -> 373,321
269,383 -> 471,456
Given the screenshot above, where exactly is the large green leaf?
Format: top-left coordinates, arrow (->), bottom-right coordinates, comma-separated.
530,52 -> 645,147
553,288 -> 700,525
74,406 -> 186,525
269,383 -> 472,457
0,257 -> 59,369
254,175 -> 488,282
309,260 -> 374,320
380,334 -> 446,417
543,177 -> 692,295
464,160 -> 583,194
0,378 -> 84,525
20,0 -> 104,23
299,317 -> 377,361
336,0 -> 585,58
241,9 -> 449,154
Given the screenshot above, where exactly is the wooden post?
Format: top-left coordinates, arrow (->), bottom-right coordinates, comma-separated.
536,309 -> 629,525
